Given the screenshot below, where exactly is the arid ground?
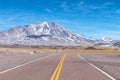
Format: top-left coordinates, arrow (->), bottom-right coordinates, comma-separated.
0,47 -> 120,80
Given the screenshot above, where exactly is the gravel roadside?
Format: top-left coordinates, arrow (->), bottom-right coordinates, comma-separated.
0,50 -> 52,72
80,53 -> 120,80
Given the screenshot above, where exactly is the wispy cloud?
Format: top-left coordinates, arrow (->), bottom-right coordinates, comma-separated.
45,8 -> 52,13
76,1 -> 86,10
0,10 -> 39,31
73,1 -> 113,11
90,2 -> 113,10
116,9 -> 120,14
60,2 -> 69,11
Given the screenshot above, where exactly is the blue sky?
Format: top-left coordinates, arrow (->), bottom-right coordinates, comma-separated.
0,0 -> 120,40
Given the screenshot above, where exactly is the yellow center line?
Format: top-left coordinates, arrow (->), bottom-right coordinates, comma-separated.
50,54 -> 67,80
50,56 -> 63,80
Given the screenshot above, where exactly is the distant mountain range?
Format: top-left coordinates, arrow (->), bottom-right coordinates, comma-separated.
0,21 -> 119,49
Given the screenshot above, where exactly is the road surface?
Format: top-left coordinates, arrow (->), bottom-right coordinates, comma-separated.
0,53 -> 115,80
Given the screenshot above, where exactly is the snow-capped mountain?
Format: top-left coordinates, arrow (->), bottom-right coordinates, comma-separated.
95,37 -> 113,45
94,37 -> 120,49
0,22 -> 95,46
101,37 -> 113,42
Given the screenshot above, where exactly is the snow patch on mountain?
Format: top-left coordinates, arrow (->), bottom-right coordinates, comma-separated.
0,21 -> 95,46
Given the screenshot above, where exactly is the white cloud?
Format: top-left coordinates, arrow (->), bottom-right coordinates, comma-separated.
73,1 -> 87,11
72,1 -> 113,13
116,9 -> 120,14
45,8 -> 52,13
77,1 -> 85,9
60,2 -> 69,11
103,2 -> 113,6
90,2 -> 113,10
0,12 -> 37,30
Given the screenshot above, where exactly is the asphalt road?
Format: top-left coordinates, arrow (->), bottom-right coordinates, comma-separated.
0,53 -> 114,80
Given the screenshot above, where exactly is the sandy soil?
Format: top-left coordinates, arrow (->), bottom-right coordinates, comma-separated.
80,53 -> 120,80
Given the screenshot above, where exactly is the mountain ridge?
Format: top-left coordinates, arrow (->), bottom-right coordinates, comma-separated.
0,21 -> 119,49
0,21 -> 94,46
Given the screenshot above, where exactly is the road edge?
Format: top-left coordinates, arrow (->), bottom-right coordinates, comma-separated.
78,53 -> 116,80
0,53 -> 55,74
